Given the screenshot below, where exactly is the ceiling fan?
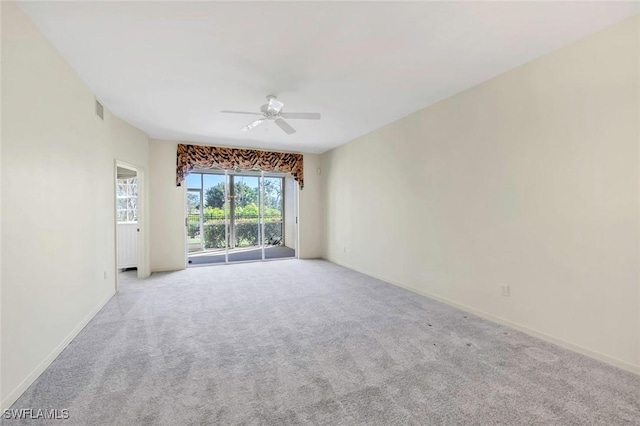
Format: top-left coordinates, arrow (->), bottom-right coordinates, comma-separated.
221,95 -> 321,135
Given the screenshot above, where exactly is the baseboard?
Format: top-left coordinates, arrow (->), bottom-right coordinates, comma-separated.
150,265 -> 186,273
1,291 -> 116,410
326,256 -> 640,376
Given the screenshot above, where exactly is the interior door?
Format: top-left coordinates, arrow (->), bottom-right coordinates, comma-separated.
116,173 -> 139,268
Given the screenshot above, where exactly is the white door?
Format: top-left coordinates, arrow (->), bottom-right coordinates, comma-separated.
116,172 -> 138,269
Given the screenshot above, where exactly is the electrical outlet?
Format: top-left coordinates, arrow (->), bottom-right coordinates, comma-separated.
343,246 -> 347,253
103,271 -> 107,280
501,285 -> 510,297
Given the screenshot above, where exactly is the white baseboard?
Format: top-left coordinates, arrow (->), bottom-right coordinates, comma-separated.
325,256 -> 640,376
150,265 -> 186,273
1,291 -> 115,411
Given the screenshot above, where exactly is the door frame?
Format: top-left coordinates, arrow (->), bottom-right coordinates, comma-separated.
114,160 -> 150,292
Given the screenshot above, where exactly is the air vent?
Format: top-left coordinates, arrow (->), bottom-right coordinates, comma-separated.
95,99 -> 104,120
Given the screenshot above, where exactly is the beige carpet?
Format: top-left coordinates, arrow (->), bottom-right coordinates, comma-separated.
8,259 -> 640,425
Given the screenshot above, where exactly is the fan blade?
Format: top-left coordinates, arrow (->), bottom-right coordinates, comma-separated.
275,118 -> 296,135
241,118 -> 266,132
267,97 -> 284,113
280,112 -> 321,120
221,110 -> 262,115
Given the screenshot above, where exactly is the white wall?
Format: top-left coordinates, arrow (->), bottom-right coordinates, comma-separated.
149,139 -> 186,272
149,140 -> 322,270
112,115 -> 150,279
298,154 -> 323,258
1,2 -> 149,408
112,118 -> 148,172
321,15 -> 640,372
0,0 -> 4,406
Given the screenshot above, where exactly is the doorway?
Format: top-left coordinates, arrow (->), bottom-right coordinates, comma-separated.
185,169 -> 297,266
114,161 -> 149,289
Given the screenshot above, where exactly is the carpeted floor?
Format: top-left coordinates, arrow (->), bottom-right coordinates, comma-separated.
8,260 -> 640,425
188,245 -> 296,265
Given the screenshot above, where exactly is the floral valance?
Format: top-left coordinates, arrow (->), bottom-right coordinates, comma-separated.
176,144 -> 304,188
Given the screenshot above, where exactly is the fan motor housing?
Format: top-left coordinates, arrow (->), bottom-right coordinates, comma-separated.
260,104 -> 277,118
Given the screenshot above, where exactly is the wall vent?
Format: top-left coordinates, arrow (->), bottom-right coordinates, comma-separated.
95,99 -> 104,120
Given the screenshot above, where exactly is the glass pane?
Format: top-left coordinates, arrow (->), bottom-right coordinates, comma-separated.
203,174 -> 226,209
127,197 -> 137,213
117,210 -> 127,222
128,178 -> 138,197
202,173 -> 227,250
186,173 -> 202,189
187,190 -> 202,251
263,177 -> 283,246
187,192 -> 200,212
116,181 -> 127,197
116,198 -> 127,210
127,198 -> 137,222
203,222 -> 226,250
233,175 -> 260,249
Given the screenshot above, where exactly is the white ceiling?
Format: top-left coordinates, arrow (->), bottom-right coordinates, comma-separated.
19,1 -> 639,154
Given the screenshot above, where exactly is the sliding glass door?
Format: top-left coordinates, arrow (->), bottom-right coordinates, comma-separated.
187,189 -> 203,253
226,175 -> 260,261
263,177 -> 285,258
186,170 -> 294,266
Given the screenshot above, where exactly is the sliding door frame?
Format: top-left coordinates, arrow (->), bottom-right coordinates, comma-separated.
185,168 -> 297,266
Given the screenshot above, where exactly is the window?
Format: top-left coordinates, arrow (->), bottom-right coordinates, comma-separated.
116,177 -> 137,222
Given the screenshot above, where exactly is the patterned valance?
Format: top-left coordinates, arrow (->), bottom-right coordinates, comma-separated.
176,144 -> 304,188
